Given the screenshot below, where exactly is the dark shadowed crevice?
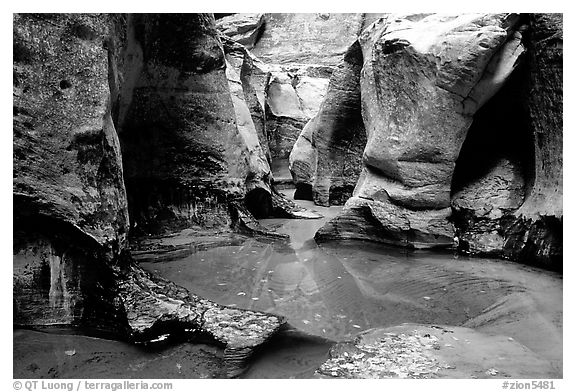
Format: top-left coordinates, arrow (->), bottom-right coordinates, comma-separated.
294,183 -> 313,201
449,58 -> 536,258
245,188 -> 273,219
451,61 -> 534,199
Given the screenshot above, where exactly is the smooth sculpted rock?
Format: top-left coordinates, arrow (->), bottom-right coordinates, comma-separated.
220,35 -> 323,221
289,41 -> 367,206
223,42 -> 274,218
246,14 -> 368,170
499,14 -> 562,269
14,14 -> 291,376
448,14 -> 562,269
116,14 -> 275,235
316,14 -> 526,248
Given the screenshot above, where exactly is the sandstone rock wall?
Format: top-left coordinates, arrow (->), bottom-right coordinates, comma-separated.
13,14 -> 288,365
116,14 -> 275,235
289,41 -> 367,206
501,14 -> 562,269
314,13 -> 562,269
251,13 -> 366,66
437,14 -> 562,269
220,13 -> 368,179
317,14 -> 527,248
216,13 -> 265,49
13,13 -> 129,328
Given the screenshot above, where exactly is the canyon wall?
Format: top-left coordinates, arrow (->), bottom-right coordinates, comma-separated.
13,14 -> 285,371
13,14 -> 130,329
12,11 -> 562,352
289,41 -> 367,206
219,14 -> 370,189
313,13 -> 562,269
451,14 -> 563,269
115,14 -> 274,235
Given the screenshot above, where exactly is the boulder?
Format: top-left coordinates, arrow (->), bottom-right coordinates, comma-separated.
117,264 -> 284,377
317,14 -> 526,248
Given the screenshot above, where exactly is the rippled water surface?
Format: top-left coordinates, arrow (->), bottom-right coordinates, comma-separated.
14,190 -> 563,378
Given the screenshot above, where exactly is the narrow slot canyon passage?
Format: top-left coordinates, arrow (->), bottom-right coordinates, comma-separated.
13,12 -> 563,381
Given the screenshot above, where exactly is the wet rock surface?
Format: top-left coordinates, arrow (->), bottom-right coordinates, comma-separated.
13,189 -> 562,379
116,264 -> 285,377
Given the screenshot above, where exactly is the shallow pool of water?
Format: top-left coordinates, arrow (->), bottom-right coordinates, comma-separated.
14,190 -> 563,378
140,192 -> 562,376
